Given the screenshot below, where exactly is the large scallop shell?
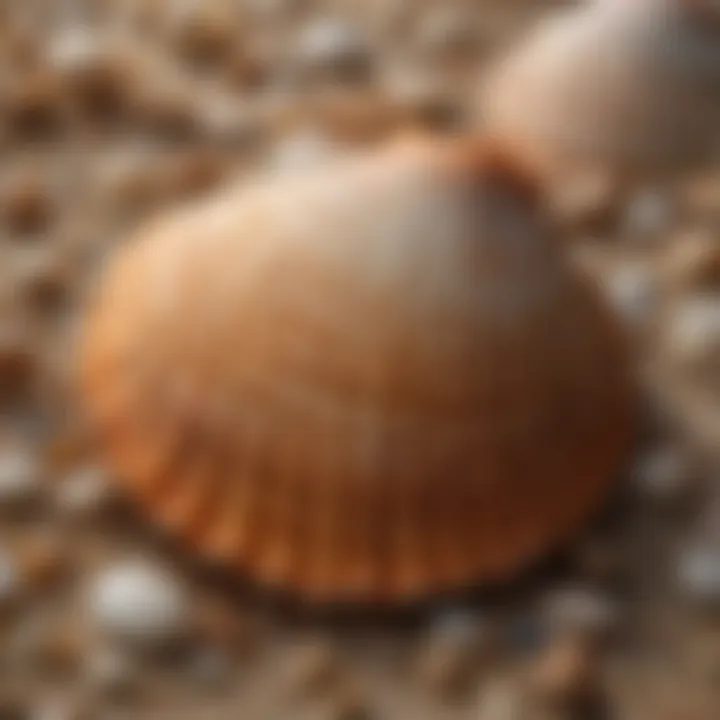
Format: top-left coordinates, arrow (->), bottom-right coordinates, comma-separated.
482,0 -> 720,182
81,138 -> 634,604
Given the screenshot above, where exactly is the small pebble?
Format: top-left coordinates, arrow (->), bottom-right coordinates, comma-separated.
187,646 -> 235,688
84,646 -> 140,701
1,172 -> 55,235
681,629 -> 720,687
507,614 -> 548,656
270,130 -> 339,173
56,465 -> 115,519
138,92 -> 201,142
197,598 -> 256,656
665,295 -> 720,369
382,69 -> 460,129
0,550 -> 22,609
427,609 -> 490,654
170,7 -> 237,67
418,642 -> 475,698
365,0 -> 413,34
418,609 -> 491,697
661,230 -> 720,292
96,150 -> 164,215
528,635 -> 607,718
307,89 -> 396,143
676,539 -> 720,604
225,47 -> 267,90
571,536 -> 630,588
88,560 -> 193,651
0,698 -> 29,720
197,97 -> 262,148
6,610 -> 84,679
0,447 -> 42,508
623,190 -> 676,241
633,447 -> 695,504
560,175 -> 624,235
542,587 -> 619,642
475,677 -> 525,720
164,152 -> 227,200
23,268 -> 70,318
282,639 -> 341,698
0,334 -> 38,403
18,533 -> 70,592
32,697 -> 91,720
47,29 -> 131,121
414,8 -> 481,61
605,263 -> 657,331
13,248 -> 73,318
294,18 -> 372,81
244,0 -> 302,19
2,24 -> 42,69
323,685 -> 370,720
115,0 -> 164,35
5,73 -> 67,140
34,628 -> 83,680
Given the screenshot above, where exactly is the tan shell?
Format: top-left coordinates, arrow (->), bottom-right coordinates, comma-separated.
81,138 -> 633,603
482,0 -> 720,182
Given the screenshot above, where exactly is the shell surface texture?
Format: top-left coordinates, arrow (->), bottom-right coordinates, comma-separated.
482,0 -> 720,181
81,138 -> 634,605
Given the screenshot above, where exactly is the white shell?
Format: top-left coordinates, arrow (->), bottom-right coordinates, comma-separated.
483,0 -> 720,180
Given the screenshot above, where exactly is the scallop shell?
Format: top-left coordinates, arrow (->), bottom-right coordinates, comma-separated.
81,138 -> 633,604
482,0 -> 720,181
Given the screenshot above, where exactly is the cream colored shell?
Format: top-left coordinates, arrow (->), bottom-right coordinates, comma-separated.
482,0 -> 720,182
81,139 -> 633,604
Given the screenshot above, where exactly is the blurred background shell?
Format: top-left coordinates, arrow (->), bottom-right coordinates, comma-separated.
481,0 -> 720,190
80,137 -> 634,604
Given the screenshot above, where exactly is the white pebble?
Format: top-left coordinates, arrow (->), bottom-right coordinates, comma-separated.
677,540 -> 720,603
56,465 -> 114,518
0,449 -> 42,507
88,561 -> 192,649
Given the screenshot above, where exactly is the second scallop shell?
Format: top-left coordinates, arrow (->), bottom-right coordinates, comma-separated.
81,138 -> 633,604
